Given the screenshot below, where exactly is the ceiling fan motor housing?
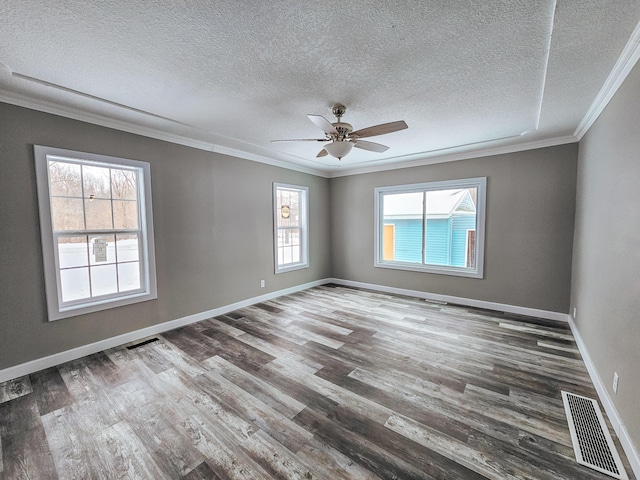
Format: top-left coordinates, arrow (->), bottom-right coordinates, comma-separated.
332,122 -> 353,140
330,104 -> 353,141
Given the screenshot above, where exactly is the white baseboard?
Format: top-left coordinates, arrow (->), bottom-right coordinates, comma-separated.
0,278 -> 331,384
0,276 -> 567,382
568,315 -> 640,478
4,276 -> 635,474
329,278 -> 639,476
328,278 -> 568,322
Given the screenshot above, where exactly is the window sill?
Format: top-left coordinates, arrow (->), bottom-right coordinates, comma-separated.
275,263 -> 309,275
49,290 -> 157,321
374,261 -> 483,279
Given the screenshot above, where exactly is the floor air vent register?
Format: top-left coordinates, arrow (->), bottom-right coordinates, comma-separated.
562,391 -> 628,479
126,337 -> 159,350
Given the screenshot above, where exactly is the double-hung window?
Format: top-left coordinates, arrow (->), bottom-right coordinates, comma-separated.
273,183 -> 309,273
34,146 -> 157,321
375,177 -> 486,278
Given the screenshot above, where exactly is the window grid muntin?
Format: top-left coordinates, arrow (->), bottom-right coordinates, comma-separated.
274,183 -> 309,273
35,146 -> 156,320
49,158 -> 144,307
54,229 -> 144,307
276,189 -> 303,267
49,159 -> 140,233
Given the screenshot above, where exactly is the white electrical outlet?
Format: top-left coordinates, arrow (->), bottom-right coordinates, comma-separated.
572,307 -> 577,319
260,280 -> 265,288
613,372 -> 619,393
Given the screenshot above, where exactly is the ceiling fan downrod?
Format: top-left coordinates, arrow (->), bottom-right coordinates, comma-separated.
330,104 -> 353,142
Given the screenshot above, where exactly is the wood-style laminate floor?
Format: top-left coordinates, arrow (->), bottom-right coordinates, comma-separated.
0,285 -> 635,479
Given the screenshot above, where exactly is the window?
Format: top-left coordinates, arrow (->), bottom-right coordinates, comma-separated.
374,177 -> 486,278
273,183 -> 309,273
34,146 -> 157,321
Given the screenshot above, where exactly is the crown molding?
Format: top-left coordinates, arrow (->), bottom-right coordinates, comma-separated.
0,92 -> 328,178
1,88 -> 577,178
2,20 -> 638,179
327,135 -> 578,178
574,20 -> 640,140
212,144 -> 329,177
0,91 -> 219,151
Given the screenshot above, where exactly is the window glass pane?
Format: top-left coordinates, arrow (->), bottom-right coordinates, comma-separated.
288,229 -> 300,247
382,192 -> 423,263
90,264 -> 118,296
36,145 -> 158,319
283,246 -> 293,264
116,234 -> 139,262
279,205 -> 290,227
60,267 -> 91,302
48,161 -> 82,197
274,184 -> 308,273
85,198 -> 113,230
89,235 -> 116,265
466,230 -> 477,268
425,189 -> 477,267
383,191 -> 423,216
277,189 -> 302,228
51,198 -> 85,231
376,179 -> 485,278
118,262 -> 141,292
111,169 -> 138,200
58,236 -> 89,268
278,228 -> 301,249
291,245 -> 300,263
82,165 -> 111,199
113,200 -> 139,229
279,244 -> 300,265
288,191 -> 300,227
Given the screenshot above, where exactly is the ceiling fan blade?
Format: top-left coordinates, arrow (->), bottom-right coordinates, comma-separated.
316,148 -> 328,158
354,140 -> 389,153
270,138 -> 326,142
308,114 -> 338,134
351,120 -> 408,138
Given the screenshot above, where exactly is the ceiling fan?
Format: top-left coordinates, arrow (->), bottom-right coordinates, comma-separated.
272,104 -> 408,160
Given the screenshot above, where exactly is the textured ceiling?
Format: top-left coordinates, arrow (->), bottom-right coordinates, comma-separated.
1,1 -> 639,175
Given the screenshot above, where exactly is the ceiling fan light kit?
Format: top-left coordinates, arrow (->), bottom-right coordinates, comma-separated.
272,103 -> 408,161
324,140 -> 354,159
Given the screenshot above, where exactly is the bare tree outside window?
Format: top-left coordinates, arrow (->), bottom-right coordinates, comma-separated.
274,183 -> 308,273
35,145 -> 157,321
47,159 -> 142,302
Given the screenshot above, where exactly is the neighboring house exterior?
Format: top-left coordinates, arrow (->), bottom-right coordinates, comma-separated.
383,189 -> 477,268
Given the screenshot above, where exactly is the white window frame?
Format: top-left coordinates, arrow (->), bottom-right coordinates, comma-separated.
34,145 -> 157,321
374,177 -> 486,278
273,183 -> 309,274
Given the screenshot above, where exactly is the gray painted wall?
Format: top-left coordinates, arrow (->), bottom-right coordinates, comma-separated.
0,102 -> 580,374
330,145 -> 578,313
0,103 -> 331,370
571,61 -> 640,448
